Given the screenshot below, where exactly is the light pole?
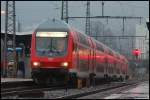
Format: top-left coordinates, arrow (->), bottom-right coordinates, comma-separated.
3,1 -> 17,77
1,10 -> 5,15
1,10 -> 5,77
1,9 -> 8,77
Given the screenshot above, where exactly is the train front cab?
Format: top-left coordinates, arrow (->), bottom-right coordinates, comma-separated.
30,31 -> 73,84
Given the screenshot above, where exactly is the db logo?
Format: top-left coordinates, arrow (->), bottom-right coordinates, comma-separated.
48,58 -> 53,61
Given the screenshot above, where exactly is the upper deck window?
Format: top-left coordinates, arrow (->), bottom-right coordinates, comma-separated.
96,42 -> 104,52
108,49 -> 113,56
78,32 -> 90,47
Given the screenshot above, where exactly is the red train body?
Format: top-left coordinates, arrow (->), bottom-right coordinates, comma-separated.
30,19 -> 129,85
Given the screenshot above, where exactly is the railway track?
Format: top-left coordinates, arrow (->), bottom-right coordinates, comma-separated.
2,86 -> 66,98
56,81 -> 141,99
1,80 -> 143,99
1,80 -> 34,89
1,82 -> 67,98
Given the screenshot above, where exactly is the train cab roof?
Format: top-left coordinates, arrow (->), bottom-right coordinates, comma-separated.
105,46 -> 115,56
115,52 -> 122,60
35,19 -> 71,32
119,55 -> 128,63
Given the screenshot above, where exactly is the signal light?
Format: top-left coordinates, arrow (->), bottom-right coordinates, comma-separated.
132,49 -> 141,60
132,49 -> 141,56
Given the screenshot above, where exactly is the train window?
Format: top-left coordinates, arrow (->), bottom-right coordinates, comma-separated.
116,53 -> 120,59
78,32 -> 89,47
114,53 -> 118,59
96,42 -> 104,52
107,49 -> 113,56
73,42 -> 77,52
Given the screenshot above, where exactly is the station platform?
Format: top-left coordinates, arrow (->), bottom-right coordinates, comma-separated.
1,78 -> 32,83
105,81 -> 149,99
1,78 -> 33,89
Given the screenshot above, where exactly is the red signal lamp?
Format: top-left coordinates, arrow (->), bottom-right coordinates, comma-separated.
132,49 -> 141,55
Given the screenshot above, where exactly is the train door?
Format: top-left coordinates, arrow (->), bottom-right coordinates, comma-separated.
72,40 -> 79,71
104,54 -> 108,76
104,50 -> 109,76
114,59 -> 117,76
72,31 -> 79,72
87,38 -> 93,73
88,38 -> 96,74
77,32 -> 90,75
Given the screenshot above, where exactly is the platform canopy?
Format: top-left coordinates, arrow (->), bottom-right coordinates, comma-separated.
1,30 -> 32,35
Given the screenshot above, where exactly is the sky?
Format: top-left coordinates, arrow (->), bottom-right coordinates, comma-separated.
1,1 -> 149,32
1,1 -> 149,59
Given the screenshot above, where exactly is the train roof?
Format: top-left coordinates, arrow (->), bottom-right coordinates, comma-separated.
93,38 -> 116,53
72,28 -> 124,59
32,19 -> 128,61
35,18 -> 71,32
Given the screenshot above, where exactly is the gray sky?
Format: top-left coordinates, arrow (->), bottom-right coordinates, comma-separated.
1,1 -> 149,58
1,1 -> 149,32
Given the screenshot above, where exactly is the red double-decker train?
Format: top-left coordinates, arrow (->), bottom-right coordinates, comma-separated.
30,19 -> 129,86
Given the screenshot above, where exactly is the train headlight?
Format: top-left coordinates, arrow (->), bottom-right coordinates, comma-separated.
61,62 -> 68,68
33,62 -> 40,67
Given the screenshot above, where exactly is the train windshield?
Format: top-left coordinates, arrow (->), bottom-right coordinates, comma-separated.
36,32 -> 68,57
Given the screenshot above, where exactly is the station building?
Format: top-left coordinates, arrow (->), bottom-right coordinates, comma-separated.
1,31 -> 32,78
135,18 -> 149,60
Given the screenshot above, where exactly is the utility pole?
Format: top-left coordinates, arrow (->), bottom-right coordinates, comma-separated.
3,1 -> 8,77
122,17 -> 125,36
64,1 -> 143,59
102,1 -> 104,16
102,1 -> 105,43
131,37 -> 134,60
61,1 -> 68,23
85,1 -> 90,36
4,1 -> 16,77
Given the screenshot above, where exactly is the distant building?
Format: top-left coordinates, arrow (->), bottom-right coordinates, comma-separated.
1,31 -> 32,78
135,18 -> 149,60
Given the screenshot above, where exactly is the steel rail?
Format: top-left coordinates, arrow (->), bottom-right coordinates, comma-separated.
56,81 -> 140,99
1,84 -> 66,97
